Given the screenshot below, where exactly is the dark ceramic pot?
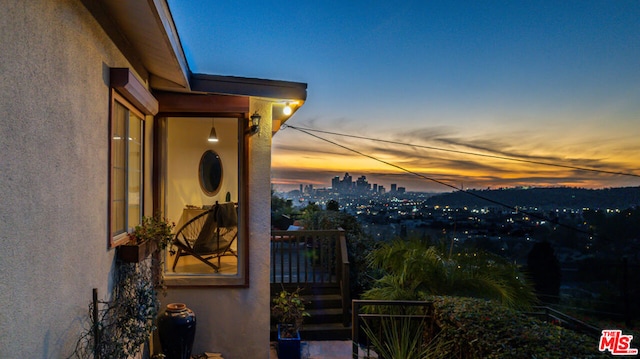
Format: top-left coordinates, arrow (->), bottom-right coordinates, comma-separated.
157,303 -> 196,359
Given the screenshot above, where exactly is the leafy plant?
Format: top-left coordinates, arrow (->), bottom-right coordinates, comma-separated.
362,316 -> 452,359
128,213 -> 176,250
428,296 -> 609,359
67,262 -> 159,359
271,287 -> 310,338
363,238 -> 536,310
127,214 -> 175,293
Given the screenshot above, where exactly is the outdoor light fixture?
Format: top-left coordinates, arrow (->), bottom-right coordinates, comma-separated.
208,119 -> 218,142
249,111 -> 261,135
283,102 -> 292,116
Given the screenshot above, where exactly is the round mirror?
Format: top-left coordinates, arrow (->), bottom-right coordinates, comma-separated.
199,150 -> 222,196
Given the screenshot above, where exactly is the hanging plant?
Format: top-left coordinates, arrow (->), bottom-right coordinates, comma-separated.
67,261 -> 159,359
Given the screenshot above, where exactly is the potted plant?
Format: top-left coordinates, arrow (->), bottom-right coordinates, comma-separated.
271,287 -> 310,359
117,214 -> 175,263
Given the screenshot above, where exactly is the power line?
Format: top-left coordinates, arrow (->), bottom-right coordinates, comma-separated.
284,125 -> 593,235
284,125 -> 640,179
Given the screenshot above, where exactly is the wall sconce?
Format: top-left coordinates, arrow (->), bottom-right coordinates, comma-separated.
283,102 -> 292,116
249,111 -> 261,135
208,118 -> 218,142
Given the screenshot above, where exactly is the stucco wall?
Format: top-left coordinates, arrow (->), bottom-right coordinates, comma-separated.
1,1 -> 276,357
161,100 -> 273,358
0,0 -> 139,357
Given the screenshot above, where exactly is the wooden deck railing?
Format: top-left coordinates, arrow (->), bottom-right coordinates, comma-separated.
271,229 -> 350,325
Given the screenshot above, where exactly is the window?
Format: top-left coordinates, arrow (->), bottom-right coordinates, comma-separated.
108,68 -> 158,247
110,93 -> 145,245
160,115 -> 247,286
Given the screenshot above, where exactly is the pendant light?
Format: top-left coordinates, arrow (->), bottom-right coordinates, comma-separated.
208,118 -> 218,142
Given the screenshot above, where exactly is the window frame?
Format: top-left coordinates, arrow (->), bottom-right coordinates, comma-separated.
109,91 -> 146,246
108,68 -> 158,248
154,114 -> 250,287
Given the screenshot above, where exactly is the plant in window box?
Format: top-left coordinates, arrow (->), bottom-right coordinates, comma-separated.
118,214 -> 176,263
117,214 -> 175,294
271,287 -> 310,359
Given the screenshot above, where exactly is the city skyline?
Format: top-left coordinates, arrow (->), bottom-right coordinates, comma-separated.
277,172 -> 408,194
169,1 -> 640,192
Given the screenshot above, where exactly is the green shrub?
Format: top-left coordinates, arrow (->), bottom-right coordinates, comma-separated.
428,296 -> 608,359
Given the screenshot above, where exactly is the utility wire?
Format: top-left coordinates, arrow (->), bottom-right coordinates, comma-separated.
283,124 -> 593,235
285,125 -> 640,179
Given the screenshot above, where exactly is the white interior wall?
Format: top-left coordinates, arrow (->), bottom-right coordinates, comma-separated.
165,117 -> 239,224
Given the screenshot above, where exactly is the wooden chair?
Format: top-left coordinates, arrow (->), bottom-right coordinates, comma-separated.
171,202 -> 238,272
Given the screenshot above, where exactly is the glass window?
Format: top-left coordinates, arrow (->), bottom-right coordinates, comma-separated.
110,93 -> 144,245
161,116 -> 246,286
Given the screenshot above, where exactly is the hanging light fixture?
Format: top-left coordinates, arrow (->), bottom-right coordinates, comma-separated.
208,118 -> 218,142
283,102 -> 292,116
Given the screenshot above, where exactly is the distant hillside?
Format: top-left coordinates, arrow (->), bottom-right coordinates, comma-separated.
425,187 -> 640,209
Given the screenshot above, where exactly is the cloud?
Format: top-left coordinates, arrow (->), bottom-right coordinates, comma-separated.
272,124 -> 640,192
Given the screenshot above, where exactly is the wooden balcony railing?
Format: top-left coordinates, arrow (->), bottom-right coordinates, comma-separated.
271,229 -> 350,326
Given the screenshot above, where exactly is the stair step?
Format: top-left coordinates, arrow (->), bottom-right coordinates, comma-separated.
303,293 -> 342,309
271,323 -> 352,341
272,284 -> 341,295
271,285 -> 349,341
301,323 -> 352,341
306,308 -> 343,324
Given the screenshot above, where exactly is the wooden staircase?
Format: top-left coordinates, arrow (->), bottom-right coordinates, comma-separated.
270,230 -> 352,341
271,284 -> 351,341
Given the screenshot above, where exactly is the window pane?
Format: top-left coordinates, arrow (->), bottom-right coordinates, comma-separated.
164,117 -> 241,283
128,112 -> 142,229
111,200 -> 125,236
110,95 -> 145,243
111,102 -> 127,235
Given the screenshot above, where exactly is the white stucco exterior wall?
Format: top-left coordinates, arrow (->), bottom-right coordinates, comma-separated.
0,0 -> 139,357
1,1 -> 279,357
161,99 -> 274,358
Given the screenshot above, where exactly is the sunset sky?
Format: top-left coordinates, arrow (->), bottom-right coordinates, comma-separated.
168,1 -> 640,192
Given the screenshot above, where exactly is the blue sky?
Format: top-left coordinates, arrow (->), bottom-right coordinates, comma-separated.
168,1 -> 640,192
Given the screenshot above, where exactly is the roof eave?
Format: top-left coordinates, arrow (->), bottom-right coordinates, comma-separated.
81,0 -> 191,91
190,73 -> 307,102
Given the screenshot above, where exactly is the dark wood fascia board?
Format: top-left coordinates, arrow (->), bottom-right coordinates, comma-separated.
190,73 -> 307,101
154,91 -> 250,114
81,0 -> 148,80
110,68 -> 159,115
